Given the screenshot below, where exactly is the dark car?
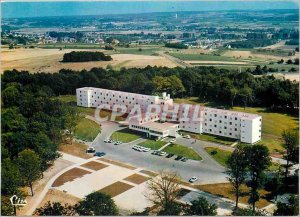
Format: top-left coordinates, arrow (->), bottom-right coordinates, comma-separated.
181,157 -> 188,162
175,155 -> 183,160
94,152 -> 106,157
166,153 -> 174,158
152,150 -> 159,155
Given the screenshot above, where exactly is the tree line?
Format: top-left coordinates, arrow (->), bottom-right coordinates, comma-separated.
62,51 -> 112,62
3,66 -> 298,112
1,81 -> 78,215
165,42 -> 188,49
227,129 -> 299,215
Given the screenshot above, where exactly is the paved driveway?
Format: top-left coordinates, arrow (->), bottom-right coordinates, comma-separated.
90,120 -> 228,184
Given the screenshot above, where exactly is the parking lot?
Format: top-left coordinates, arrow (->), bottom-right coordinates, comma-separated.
89,121 -> 227,185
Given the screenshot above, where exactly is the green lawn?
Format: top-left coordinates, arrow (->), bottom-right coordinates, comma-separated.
111,128 -> 141,143
74,118 -> 101,142
205,147 -> 232,167
163,143 -> 202,161
232,107 -> 299,153
138,139 -> 167,150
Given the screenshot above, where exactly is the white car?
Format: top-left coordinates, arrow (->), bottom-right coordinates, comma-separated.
159,151 -> 167,156
132,145 -> 139,150
170,139 -> 176,143
184,135 -> 191,139
189,177 -> 198,183
104,139 -> 109,143
143,148 -> 151,152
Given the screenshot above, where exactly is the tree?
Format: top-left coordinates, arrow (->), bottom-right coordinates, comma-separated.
185,196 -> 217,216
286,59 -> 293,64
74,192 -> 118,215
157,201 -> 182,216
238,86 -> 253,109
229,87 -> 238,107
281,130 -> 299,182
146,170 -> 181,214
18,149 -> 41,196
226,145 -> 248,210
35,201 -> 75,216
1,159 -> 22,195
233,207 -> 267,216
246,145 -> 271,212
274,195 -> 299,216
1,196 -> 15,216
63,106 -> 79,144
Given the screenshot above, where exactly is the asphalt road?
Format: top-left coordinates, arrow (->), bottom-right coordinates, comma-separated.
90,119 -> 227,184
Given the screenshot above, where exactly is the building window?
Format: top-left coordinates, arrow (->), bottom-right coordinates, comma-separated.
224,126 -> 227,129
224,115 -> 227,119
235,128 -> 237,131
209,118 -> 212,121
230,122 -> 232,125
219,131 -> 222,134
235,117 -> 237,120
214,114 -> 217,117
214,125 -> 217,127
219,120 -> 222,123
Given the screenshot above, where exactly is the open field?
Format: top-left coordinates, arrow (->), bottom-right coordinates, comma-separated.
205,147 -> 233,167
1,47 -> 177,73
74,118 -> 101,142
59,142 -> 91,159
38,189 -> 81,208
195,183 -> 271,208
138,139 -> 167,150
111,128 -> 141,143
163,143 -> 202,161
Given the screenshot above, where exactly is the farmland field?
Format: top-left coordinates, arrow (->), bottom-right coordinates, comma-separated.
1,47 -> 178,73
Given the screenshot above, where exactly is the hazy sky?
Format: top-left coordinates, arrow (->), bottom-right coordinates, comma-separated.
2,1 -> 299,18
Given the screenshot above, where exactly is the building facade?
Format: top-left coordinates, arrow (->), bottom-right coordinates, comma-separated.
76,87 -> 262,144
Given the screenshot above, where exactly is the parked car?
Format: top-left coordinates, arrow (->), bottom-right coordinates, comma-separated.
108,139 -> 113,143
132,145 -> 139,150
175,155 -> 183,160
181,157 -> 188,162
159,151 -> 167,156
143,148 -> 151,152
94,152 -> 106,157
166,153 -> 174,158
86,147 -> 95,153
152,150 -> 159,155
189,177 -> 198,183
114,141 -> 122,145
170,139 -> 176,143
183,135 -> 191,139
104,139 -> 109,143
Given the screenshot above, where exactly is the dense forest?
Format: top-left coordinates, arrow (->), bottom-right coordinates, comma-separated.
165,42 -> 188,49
1,76 -> 78,215
2,66 -> 298,112
62,51 -> 112,62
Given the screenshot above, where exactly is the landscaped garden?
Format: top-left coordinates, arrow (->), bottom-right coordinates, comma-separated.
163,143 -> 202,161
138,139 -> 167,150
111,128 -> 141,143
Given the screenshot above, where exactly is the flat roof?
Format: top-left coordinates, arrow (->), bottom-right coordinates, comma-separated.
141,122 -> 178,132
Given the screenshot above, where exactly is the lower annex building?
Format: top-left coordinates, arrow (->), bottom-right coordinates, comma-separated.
76,87 -> 262,144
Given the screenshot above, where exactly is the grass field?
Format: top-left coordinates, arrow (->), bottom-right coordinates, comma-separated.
195,183 -> 271,208
163,143 -> 202,161
74,118 -> 101,142
170,53 -> 236,61
205,147 -> 232,167
174,97 -> 299,154
138,139 -> 167,150
111,128 -> 141,143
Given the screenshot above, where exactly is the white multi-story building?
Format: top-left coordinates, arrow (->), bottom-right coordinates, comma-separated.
76,87 -> 262,144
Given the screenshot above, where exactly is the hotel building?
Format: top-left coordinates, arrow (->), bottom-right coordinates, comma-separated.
76,87 -> 262,144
